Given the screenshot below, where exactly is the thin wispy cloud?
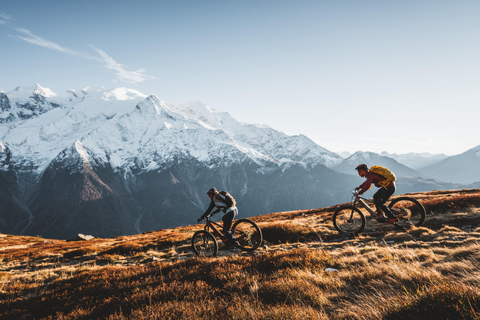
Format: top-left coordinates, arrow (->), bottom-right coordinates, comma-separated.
90,45 -> 155,84
15,28 -> 83,57
2,13 -> 154,84
0,12 -> 11,24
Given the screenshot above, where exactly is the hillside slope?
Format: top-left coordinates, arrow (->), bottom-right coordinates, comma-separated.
1,189 -> 480,319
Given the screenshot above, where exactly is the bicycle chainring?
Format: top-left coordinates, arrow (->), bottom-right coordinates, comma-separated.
395,208 -> 411,219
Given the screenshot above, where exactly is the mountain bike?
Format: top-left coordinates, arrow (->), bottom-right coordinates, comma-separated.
332,190 -> 426,235
192,212 -> 263,257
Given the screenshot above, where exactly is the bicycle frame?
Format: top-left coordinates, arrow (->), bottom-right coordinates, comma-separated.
354,196 -> 377,216
203,213 -> 229,239
353,194 -> 411,219
333,190 -> 426,235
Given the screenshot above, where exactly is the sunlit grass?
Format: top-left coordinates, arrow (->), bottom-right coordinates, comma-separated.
0,189 -> 480,319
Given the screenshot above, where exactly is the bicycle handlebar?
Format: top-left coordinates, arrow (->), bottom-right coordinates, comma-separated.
352,188 -> 373,202
198,210 -> 219,222
351,189 -> 359,200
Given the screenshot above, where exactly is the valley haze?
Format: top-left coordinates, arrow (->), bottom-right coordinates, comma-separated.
0,84 -> 479,239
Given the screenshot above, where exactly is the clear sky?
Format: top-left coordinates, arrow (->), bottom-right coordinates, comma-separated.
1,0 -> 479,156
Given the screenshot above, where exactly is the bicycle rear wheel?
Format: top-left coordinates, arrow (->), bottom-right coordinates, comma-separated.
232,218 -> 263,251
333,205 -> 366,235
388,197 -> 426,228
191,230 -> 218,257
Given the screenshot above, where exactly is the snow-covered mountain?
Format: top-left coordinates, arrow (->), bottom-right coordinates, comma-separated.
0,84 -> 341,175
0,84 -> 474,239
0,84 -> 350,239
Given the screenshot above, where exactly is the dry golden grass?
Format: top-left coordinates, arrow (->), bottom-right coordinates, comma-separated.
1,189 -> 480,319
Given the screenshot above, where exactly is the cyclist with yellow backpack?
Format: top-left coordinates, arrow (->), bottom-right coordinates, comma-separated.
354,164 -> 398,224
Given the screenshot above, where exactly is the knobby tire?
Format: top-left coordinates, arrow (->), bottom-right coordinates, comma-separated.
333,205 -> 366,235
191,230 -> 218,257
232,218 -> 263,251
388,197 -> 426,228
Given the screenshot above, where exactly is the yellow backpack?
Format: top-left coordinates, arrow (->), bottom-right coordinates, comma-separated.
369,165 -> 396,189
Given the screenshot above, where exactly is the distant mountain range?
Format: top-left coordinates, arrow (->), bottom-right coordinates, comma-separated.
379,151 -> 449,170
419,146 -> 480,184
0,84 -> 478,239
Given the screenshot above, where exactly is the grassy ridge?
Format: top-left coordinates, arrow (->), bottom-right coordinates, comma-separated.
1,189 -> 480,319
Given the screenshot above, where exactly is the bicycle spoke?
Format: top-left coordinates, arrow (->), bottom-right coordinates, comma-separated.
232,219 -> 262,251
333,206 -> 365,235
192,231 -> 218,257
389,197 -> 426,228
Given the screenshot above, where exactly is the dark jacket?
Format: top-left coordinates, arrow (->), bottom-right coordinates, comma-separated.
201,191 -> 235,219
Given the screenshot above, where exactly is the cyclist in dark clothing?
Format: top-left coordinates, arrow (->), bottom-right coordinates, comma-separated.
198,187 -> 238,246
354,164 -> 397,224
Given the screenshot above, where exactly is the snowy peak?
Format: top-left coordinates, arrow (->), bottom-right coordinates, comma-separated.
170,102 -> 342,167
1,84 -> 60,123
8,84 -> 57,100
49,140 -> 107,174
0,85 -> 342,175
48,142 -> 87,173
75,140 -> 91,166
32,84 -> 57,98
135,95 -> 176,118
175,101 -> 237,130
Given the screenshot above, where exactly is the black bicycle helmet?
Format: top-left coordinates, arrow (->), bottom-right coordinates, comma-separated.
355,164 -> 368,172
206,187 -> 217,196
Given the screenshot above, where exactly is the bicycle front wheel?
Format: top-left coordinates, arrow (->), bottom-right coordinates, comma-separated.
388,197 -> 426,228
191,230 -> 218,257
333,205 -> 366,235
232,218 -> 263,251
